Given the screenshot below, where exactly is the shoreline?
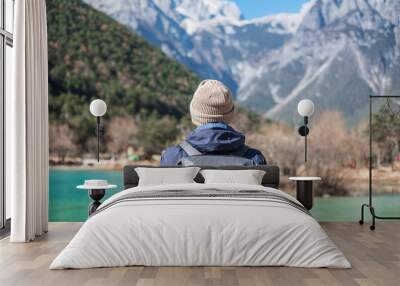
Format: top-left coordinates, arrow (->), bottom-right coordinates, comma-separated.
50,164 -> 400,180
50,160 -> 158,171
50,165 -> 123,171
50,165 -> 400,197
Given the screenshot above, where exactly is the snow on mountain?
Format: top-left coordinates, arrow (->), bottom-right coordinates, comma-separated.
84,0 -> 246,91
83,0 -> 400,124
243,1 -> 316,34
83,0 -> 299,93
175,0 -> 242,34
369,0 -> 400,24
239,0 -> 400,123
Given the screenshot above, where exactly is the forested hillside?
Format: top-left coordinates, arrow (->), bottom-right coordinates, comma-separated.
47,0 -> 199,153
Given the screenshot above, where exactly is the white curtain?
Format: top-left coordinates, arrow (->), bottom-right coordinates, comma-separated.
8,0 -> 49,242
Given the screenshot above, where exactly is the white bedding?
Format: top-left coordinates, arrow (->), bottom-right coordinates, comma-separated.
50,183 -> 351,269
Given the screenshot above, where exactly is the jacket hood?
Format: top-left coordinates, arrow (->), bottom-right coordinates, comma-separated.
185,123 -> 245,153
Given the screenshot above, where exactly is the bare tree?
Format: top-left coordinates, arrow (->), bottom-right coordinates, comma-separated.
307,111 -> 368,195
247,111 -> 369,196
106,116 -> 138,158
49,124 -> 78,163
247,123 -> 303,175
309,111 -> 366,169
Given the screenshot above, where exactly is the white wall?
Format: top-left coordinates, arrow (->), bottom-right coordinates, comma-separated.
4,0 -> 15,221
5,44 -> 13,219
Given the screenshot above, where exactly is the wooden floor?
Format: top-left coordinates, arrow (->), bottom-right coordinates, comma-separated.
0,222 -> 399,286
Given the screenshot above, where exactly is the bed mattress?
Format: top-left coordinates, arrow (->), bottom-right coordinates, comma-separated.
50,183 -> 350,269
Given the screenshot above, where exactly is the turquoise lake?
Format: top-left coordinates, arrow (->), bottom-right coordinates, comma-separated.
49,169 -> 400,222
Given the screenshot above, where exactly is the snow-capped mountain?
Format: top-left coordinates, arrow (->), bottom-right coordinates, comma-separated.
83,0 -> 241,91
240,0 -> 400,123
83,0 -> 307,92
83,0 -> 400,123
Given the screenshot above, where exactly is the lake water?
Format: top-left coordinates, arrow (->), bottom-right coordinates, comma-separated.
49,169 -> 400,222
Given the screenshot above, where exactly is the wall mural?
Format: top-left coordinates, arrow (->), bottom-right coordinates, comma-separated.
47,0 -> 400,222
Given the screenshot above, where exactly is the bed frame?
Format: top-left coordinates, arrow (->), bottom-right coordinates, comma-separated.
123,165 -> 280,189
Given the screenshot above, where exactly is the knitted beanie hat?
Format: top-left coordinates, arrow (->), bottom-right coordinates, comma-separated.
190,79 -> 235,126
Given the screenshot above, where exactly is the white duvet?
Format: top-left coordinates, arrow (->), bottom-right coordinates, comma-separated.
50,183 -> 351,269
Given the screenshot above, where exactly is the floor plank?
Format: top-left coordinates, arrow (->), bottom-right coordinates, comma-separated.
0,222 -> 399,286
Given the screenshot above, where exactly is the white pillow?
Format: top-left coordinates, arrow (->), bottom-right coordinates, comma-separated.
135,167 -> 200,186
200,169 -> 266,185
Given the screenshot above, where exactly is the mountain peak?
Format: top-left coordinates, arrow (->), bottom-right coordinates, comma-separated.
174,0 -> 242,22
172,0 -> 242,35
298,0 -> 398,31
244,1 -> 316,34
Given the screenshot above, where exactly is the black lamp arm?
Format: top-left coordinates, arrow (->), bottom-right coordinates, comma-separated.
298,116 -> 310,163
96,117 -> 100,162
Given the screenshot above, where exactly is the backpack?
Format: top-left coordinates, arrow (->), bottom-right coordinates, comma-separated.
178,140 -> 256,166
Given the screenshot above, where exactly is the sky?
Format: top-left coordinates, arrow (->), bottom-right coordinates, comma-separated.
233,0 -> 309,19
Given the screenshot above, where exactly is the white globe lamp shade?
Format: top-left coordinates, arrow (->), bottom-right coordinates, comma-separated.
90,99 -> 107,117
297,99 -> 315,117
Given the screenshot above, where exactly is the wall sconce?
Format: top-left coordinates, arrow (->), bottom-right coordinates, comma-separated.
89,99 -> 107,162
297,99 -> 315,163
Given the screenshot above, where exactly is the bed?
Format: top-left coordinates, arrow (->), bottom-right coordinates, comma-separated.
50,165 -> 350,269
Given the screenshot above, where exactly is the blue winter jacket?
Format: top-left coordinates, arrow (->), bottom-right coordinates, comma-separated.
160,123 -> 266,166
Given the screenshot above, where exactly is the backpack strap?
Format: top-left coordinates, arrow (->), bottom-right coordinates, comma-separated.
179,141 -> 202,156
231,145 -> 250,157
